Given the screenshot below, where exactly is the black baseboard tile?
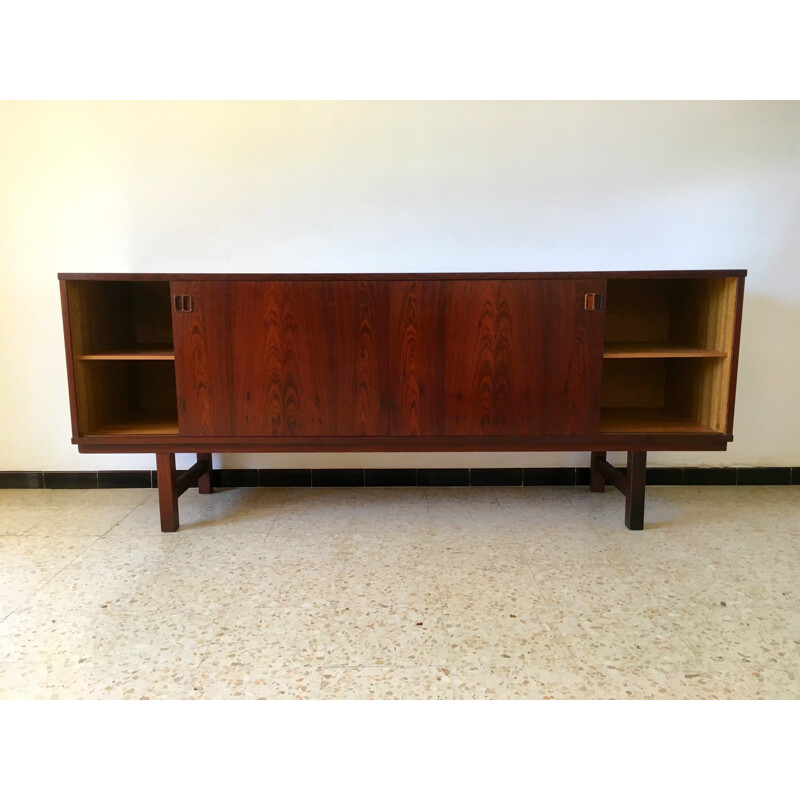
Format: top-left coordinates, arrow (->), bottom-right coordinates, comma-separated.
259,469 -> 312,488
365,469 -> 418,487
575,468 -> 590,487
312,469 -> 364,488
418,468 -> 470,487
98,470 -> 152,489
646,467 -> 684,486
43,471 -> 99,489
470,468 -> 523,486
0,471 -> 45,489
737,467 -> 792,486
683,467 -> 737,486
10,466 -> 800,491
524,468 -> 577,486
213,469 -> 259,488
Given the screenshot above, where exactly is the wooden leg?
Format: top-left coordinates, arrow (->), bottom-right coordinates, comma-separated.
197,452 -> 213,494
589,451 -> 606,493
624,451 -> 647,531
588,450 -> 648,529
156,452 -> 179,532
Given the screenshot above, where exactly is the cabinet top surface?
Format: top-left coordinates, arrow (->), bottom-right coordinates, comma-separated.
59,269 -> 747,281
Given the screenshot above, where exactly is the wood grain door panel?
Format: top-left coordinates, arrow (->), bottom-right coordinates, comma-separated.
172,280 -> 388,436
389,279 -> 606,436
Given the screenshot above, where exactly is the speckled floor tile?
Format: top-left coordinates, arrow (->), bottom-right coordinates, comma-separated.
0,536 -> 99,620
188,488 -> 288,534
555,600 -> 703,674
320,666 -> 455,699
106,493 -> 209,535
184,600 -> 333,699
336,559 -> 441,608
452,666 -> 586,699
201,602 -> 334,668
1,509 -> 44,536
0,485 -> 798,698
0,489 -> 94,509
444,609 -> 576,671
0,598 -> 224,699
327,603 -> 450,668
23,505 -> 145,537
189,665 -> 324,699
67,489 -> 152,509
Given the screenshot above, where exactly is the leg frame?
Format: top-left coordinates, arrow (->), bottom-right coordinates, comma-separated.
155,452 -> 214,532
588,450 -> 647,530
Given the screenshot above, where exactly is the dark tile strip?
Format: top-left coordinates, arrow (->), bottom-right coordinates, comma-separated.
259,469 -> 312,487
43,471 -> 99,489
683,467 -> 738,486
525,468 -> 577,486
646,467 -> 684,486
737,467 -> 792,486
365,469 -> 418,487
0,471 -> 44,489
3,467 -> 799,490
311,469 -> 365,488
470,468 -> 523,487
214,469 -> 259,488
418,468 -> 470,487
98,470 -> 152,489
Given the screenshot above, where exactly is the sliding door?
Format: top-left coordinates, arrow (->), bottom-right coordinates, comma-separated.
172,280 -> 388,437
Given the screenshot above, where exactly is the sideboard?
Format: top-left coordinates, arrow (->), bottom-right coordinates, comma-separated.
59,271 -> 745,531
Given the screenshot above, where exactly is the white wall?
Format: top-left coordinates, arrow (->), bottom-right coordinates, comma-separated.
1,101 -> 798,471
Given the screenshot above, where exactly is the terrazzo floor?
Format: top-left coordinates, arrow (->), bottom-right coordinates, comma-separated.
0,484 -> 798,700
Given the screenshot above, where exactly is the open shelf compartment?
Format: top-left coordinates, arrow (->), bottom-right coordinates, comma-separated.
600,277 -> 739,434
73,360 -> 178,436
67,280 -> 174,360
66,280 -> 178,435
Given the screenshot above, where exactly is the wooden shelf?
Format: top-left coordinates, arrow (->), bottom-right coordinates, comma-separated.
600,407 -> 717,434
79,345 -> 175,361
87,413 -> 179,436
603,343 -> 726,359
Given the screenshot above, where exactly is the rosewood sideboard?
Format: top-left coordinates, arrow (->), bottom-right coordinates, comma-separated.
59,271 -> 745,531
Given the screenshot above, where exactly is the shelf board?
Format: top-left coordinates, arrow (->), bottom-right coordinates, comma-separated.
79,345 -> 175,361
603,343 -> 727,359
600,407 -> 718,434
87,413 -> 179,436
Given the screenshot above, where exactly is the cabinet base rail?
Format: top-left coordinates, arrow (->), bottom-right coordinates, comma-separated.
154,450 -> 649,532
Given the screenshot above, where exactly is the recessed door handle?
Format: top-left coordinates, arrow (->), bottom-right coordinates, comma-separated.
174,295 -> 193,312
584,293 -> 604,311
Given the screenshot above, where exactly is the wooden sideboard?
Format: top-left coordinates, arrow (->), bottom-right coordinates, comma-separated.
59,271 -> 745,531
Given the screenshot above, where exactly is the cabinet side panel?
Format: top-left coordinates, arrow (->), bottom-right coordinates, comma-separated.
689,276 -> 739,433
60,281 -> 81,438
725,275 -> 746,435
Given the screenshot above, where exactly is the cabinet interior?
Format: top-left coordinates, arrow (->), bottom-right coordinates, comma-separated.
67,281 -> 178,435
601,277 -> 739,434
